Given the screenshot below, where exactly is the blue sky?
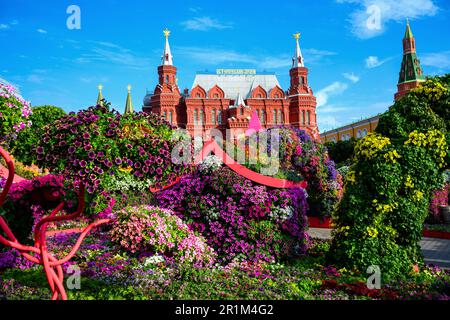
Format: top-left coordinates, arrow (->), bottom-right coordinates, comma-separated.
0,0 -> 449,132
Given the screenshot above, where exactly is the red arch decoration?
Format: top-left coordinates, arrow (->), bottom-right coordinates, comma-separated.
150,139 -> 307,192
1,137 -> 307,299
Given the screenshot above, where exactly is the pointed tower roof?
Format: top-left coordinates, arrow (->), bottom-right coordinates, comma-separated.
231,93 -> 247,109
96,84 -> 104,106
161,28 -> 173,66
404,18 -> 413,39
124,85 -> 134,114
292,32 -> 304,68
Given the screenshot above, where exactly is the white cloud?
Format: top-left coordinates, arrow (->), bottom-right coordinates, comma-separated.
316,105 -> 350,113
316,82 -> 349,107
176,46 -> 336,69
37,28 -> 47,34
318,115 -> 342,132
189,7 -> 201,13
303,49 -> 337,64
181,17 -> 232,31
74,41 -> 150,69
365,55 -> 391,68
421,51 -> 450,70
27,74 -> 44,84
337,0 -> 439,38
0,24 -> 10,30
343,72 -> 360,82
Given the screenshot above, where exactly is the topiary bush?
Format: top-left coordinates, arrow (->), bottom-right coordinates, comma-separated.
110,205 -> 216,267
156,162 -> 309,263
327,75 -> 450,281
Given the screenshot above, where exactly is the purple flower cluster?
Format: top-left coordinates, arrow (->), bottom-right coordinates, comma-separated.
35,105 -> 191,199
266,127 -> 343,217
156,167 -> 309,263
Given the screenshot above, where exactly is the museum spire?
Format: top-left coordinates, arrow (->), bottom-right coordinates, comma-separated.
124,85 -> 134,114
292,32 -> 304,68
162,28 -> 173,66
96,84 -> 104,106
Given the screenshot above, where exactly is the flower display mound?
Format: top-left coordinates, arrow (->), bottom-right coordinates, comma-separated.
156,161 -> 309,263
0,174 -> 78,245
328,75 -> 450,281
265,127 -> 343,217
36,103 -> 191,216
0,82 -> 32,145
110,205 -> 216,268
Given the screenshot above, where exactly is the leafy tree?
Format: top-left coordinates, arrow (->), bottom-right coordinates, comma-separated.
327,75 -> 449,281
10,105 -> 66,165
325,138 -> 357,167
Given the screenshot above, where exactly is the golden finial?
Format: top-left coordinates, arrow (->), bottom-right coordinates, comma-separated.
293,32 -> 301,40
98,84 -> 103,91
163,28 -> 171,39
127,84 -> 132,93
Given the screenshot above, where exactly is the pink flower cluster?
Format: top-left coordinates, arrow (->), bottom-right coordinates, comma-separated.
110,205 -> 216,267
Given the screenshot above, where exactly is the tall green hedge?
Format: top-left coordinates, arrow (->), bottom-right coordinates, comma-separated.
327,75 -> 450,281
10,105 -> 66,165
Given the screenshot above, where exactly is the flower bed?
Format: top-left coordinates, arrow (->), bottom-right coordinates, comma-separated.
156,163 -> 310,263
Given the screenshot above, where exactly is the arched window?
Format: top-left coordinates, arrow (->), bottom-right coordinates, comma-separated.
306,111 -> 311,125
356,130 -> 361,139
165,75 -> 169,84
257,94 -> 262,99
274,94 -> 279,99
302,111 -> 306,125
200,110 -> 204,124
194,109 -> 198,125
211,110 -> 216,124
195,93 -> 201,98
261,110 -> 265,124
213,93 -> 219,98
217,110 -> 222,125
362,128 -> 367,137
278,110 -> 283,124
273,110 -> 277,123
163,111 -> 167,120
240,107 -> 244,116
169,111 -> 173,124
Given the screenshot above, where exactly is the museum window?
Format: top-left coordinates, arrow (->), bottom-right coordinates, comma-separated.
168,111 -> 173,124
307,111 -> 311,125
217,110 -> 222,125
273,110 -> 277,123
211,110 -> 216,124
194,109 -> 198,125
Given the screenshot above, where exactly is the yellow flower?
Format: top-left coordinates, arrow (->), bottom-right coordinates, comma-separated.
405,175 -> 414,188
365,227 -> 378,238
119,166 -> 133,173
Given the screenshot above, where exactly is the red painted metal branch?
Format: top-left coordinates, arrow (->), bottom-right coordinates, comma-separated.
0,146 -> 112,300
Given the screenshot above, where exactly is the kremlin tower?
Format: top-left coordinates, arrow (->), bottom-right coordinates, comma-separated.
394,20 -> 425,101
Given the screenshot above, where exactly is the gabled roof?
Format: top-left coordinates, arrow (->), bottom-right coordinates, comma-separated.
191,72 -> 281,99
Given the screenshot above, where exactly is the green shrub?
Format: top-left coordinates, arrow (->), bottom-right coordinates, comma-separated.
327,75 -> 450,281
9,105 -> 66,165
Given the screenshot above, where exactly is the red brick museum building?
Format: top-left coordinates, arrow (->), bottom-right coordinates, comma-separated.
142,30 -> 320,140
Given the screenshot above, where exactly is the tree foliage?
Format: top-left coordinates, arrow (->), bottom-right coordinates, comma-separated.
327,75 -> 450,281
